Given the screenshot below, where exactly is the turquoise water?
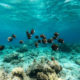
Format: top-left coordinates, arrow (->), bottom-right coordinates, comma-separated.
0,0 -> 80,44
0,0 -> 80,80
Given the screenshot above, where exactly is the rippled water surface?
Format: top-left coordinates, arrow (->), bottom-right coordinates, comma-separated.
0,0 -> 80,44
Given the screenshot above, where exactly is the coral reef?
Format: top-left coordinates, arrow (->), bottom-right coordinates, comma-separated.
0,58 -> 63,80
48,58 -> 62,74
0,68 -> 29,80
0,43 -> 80,80
12,67 -> 24,78
26,58 -> 62,80
0,69 -> 7,80
12,67 -> 29,80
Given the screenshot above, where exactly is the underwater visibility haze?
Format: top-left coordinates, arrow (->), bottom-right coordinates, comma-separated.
0,0 -> 80,44
0,0 -> 80,80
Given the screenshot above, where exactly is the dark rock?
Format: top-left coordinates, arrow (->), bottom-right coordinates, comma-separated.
26,59 -> 61,80
4,53 -> 19,62
3,53 -> 24,65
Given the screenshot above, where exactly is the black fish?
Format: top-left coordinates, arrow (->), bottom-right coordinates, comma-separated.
51,44 -> 59,51
47,38 -> 53,43
58,39 -> 64,43
12,34 -> 16,38
19,40 -> 24,44
54,32 -> 59,37
35,42 -> 38,48
42,39 -> 47,44
40,34 -> 46,39
53,36 -> 57,40
38,40 -> 41,43
0,45 -> 5,51
31,29 -> 35,34
35,35 -> 39,39
27,34 -> 32,39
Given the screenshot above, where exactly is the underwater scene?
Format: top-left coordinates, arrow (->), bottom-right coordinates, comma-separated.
0,0 -> 80,80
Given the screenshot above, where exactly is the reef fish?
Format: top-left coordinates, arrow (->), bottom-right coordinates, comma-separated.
54,32 -> 59,37
47,38 -> 53,43
51,44 -> 59,51
58,39 -> 64,43
26,30 -> 32,39
40,34 -> 46,39
19,40 -> 24,44
38,40 -> 41,43
42,39 -> 47,44
0,45 -> 5,51
35,42 -> 38,48
12,34 -> 16,38
53,36 -> 57,40
31,29 -> 35,34
35,35 -> 39,39
8,37 -> 13,42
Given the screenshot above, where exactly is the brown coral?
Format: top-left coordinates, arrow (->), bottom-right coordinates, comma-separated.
0,58 -> 63,80
12,67 -> 24,79
37,72 -> 48,80
26,58 -> 62,80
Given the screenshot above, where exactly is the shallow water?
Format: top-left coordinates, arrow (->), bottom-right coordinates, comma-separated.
0,0 -> 80,80
0,0 -> 80,44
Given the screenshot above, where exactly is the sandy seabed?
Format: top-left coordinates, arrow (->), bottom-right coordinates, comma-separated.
0,43 -> 80,80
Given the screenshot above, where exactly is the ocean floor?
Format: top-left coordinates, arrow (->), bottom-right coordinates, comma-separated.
0,43 -> 80,80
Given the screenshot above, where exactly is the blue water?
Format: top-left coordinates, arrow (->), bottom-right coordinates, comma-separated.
0,1 -> 80,80
0,0 -> 80,45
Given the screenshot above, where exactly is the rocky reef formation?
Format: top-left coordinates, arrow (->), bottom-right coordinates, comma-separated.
16,45 -> 28,53
3,52 -> 24,64
0,58 -> 63,80
0,43 -> 80,80
26,57 -> 62,80
0,67 -> 29,80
